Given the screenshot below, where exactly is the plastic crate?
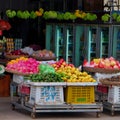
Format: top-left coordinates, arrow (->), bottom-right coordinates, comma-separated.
65,86 -> 95,104
29,85 -> 64,105
6,38 -> 14,51
18,84 -> 30,95
97,84 -> 108,94
108,86 -> 120,103
14,38 -> 22,50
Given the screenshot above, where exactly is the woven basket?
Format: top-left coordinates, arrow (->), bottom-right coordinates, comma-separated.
5,54 -> 29,60
5,69 -> 31,76
100,79 -> 120,86
31,55 -> 56,61
83,67 -> 120,74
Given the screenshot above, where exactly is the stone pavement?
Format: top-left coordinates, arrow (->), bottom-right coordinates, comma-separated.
0,97 -> 120,120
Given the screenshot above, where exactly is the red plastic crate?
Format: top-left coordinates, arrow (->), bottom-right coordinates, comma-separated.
97,84 -> 108,94
18,85 -> 30,95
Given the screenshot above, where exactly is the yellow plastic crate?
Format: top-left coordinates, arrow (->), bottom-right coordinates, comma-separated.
65,86 -> 95,104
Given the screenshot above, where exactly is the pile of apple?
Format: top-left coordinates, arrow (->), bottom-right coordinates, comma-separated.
83,57 -> 120,69
5,57 -> 40,74
51,59 -> 96,82
31,49 -> 55,59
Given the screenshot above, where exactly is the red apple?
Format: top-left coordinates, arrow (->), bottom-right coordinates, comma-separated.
69,64 -> 74,67
116,61 -> 120,66
83,59 -> 88,66
98,62 -> 105,68
59,59 -> 64,63
90,61 -> 94,65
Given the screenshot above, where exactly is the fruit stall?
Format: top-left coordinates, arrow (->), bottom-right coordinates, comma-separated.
5,57 -> 103,118
83,57 -> 120,116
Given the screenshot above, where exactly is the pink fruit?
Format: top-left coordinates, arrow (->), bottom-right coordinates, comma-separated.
83,59 -> 88,65
98,62 -> 105,68
109,56 -> 115,61
113,65 -> 119,69
110,60 -> 116,66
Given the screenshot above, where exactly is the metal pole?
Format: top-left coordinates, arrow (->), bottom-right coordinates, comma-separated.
109,0 -> 114,23
118,0 -> 120,10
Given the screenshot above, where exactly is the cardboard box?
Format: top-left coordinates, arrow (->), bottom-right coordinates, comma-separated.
0,74 -> 11,97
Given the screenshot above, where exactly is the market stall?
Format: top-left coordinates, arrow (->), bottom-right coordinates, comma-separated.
6,57 -> 103,118
83,57 -> 120,116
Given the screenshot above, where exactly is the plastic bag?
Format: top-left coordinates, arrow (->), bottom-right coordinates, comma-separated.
39,64 -> 55,73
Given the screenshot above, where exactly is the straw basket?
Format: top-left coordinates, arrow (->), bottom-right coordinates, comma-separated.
31,55 -> 56,61
5,54 -> 29,60
83,67 -> 120,74
5,69 -> 31,76
100,79 -> 120,86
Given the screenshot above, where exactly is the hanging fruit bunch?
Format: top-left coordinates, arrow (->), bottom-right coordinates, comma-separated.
74,10 -> 87,19
6,10 -> 16,18
83,13 -> 97,21
6,8 -> 44,19
63,12 -> 77,20
43,10 -> 58,19
101,13 -> 110,22
17,10 -> 30,19
35,8 -> 44,17
112,12 -> 120,22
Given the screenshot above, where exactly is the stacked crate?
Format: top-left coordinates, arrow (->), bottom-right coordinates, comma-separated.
14,38 -> 22,50
65,86 -> 95,104
107,86 -> 120,104
28,82 -> 66,105
65,82 -> 98,104
6,38 -> 14,52
6,38 -> 22,52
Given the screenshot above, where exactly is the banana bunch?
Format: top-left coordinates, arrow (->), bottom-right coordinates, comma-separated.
74,10 -> 86,19
35,8 -> 44,17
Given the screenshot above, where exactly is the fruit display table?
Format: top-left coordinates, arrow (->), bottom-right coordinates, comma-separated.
102,85 -> 120,116
82,57 -> 120,116
10,81 -> 103,119
83,69 -> 120,115
103,101 -> 120,116
93,74 -> 120,116
6,57 -> 103,118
